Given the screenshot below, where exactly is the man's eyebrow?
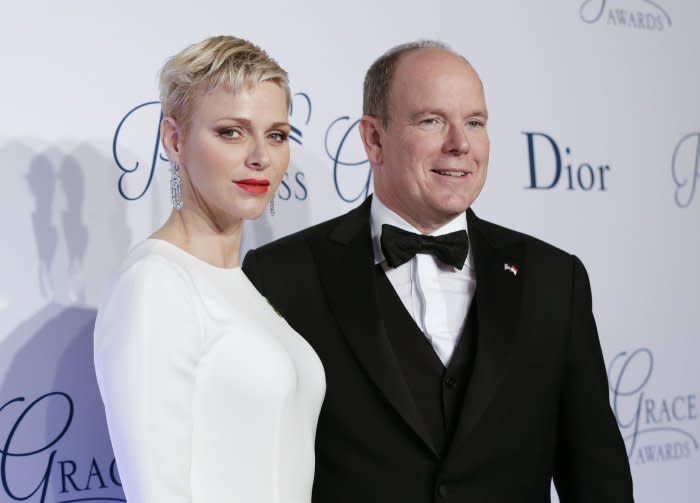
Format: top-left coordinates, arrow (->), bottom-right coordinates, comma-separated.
408,108 -> 489,120
471,110 -> 489,120
409,109 -> 445,120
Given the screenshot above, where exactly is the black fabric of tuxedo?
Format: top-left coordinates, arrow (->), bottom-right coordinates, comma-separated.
375,266 -> 477,456
242,197 -> 635,503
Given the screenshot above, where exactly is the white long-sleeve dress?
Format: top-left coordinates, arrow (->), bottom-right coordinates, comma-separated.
94,238 -> 325,502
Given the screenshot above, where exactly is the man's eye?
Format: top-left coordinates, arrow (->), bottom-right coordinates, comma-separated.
468,119 -> 485,128
419,117 -> 440,126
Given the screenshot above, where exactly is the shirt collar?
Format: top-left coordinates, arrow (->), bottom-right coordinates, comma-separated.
369,194 -> 471,269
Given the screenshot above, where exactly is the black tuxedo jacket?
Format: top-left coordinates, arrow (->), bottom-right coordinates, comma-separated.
243,197 -> 633,503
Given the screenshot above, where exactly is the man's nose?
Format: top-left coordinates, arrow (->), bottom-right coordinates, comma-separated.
443,124 -> 470,155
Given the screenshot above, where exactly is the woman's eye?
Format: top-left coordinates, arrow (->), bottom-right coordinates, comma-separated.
269,131 -> 289,143
219,128 -> 242,139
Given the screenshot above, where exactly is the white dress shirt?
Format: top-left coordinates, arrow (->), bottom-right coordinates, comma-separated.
370,196 -> 476,366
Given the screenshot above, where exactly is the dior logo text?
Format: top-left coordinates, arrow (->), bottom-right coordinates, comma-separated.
523,132 -> 610,191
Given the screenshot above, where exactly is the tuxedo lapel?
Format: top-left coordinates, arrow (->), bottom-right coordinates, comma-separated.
310,197 -> 439,457
446,209 -> 526,462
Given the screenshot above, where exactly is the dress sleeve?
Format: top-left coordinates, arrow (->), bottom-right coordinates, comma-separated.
94,257 -> 202,503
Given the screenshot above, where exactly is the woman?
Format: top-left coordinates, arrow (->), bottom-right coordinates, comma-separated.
94,36 -> 325,502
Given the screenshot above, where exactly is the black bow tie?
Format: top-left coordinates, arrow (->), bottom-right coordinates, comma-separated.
380,224 -> 468,269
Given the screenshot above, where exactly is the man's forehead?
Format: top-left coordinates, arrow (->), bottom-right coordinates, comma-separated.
390,50 -> 484,102
390,50 -> 483,101
395,47 -> 476,78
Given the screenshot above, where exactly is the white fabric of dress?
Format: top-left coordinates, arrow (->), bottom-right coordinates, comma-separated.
94,239 -> 325,503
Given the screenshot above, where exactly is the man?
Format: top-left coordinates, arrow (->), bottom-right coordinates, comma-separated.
243,41 -> 633,502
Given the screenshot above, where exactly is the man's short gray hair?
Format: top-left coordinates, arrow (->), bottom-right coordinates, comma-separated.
363,40 -> 466,126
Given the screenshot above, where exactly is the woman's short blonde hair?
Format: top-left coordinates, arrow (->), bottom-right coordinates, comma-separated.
159,35 -> 290,128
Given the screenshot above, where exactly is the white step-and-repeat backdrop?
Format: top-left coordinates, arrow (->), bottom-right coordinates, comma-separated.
2,1 -> 698,501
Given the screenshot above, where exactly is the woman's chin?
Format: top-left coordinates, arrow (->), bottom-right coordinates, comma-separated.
241,204 -> 271,221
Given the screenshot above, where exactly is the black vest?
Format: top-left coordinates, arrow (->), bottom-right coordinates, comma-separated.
375,267 -> 478,456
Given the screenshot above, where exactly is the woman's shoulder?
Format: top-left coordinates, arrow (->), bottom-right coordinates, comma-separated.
95,240 -> 204,348
100,239 -> 195,305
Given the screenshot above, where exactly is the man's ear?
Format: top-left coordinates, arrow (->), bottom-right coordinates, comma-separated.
358,115 -> 384,167
161,117 -> 182,166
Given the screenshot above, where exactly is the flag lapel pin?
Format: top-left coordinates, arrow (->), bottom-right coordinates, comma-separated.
504,263 -> 518,276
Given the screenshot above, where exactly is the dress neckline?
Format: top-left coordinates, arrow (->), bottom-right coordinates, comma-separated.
145,238 -> 242,275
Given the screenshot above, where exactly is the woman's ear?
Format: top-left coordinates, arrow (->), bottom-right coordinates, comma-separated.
161,116 -> 182,166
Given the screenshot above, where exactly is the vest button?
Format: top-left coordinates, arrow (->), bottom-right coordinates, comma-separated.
444,376 -> 457,389
438,484 -> 449,497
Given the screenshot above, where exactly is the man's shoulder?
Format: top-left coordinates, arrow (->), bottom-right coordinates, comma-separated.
471,211 -> 573,262
249,208 -> 352,256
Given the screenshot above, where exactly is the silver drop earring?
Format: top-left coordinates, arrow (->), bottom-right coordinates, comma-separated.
170,163 -> 183,210
269,193 -> 276,216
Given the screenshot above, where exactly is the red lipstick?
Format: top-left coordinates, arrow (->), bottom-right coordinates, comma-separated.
234,178 -> 270,194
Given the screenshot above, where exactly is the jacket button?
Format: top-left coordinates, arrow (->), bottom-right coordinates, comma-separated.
444,376 -> 457,389
438,484 -> 449,497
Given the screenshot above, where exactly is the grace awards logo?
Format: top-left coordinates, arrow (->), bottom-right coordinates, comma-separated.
671,132 -> 700,208
0,392 -> 124,502
579,0 -> 672,30
608,348 -> 699,464
112,92 -> 312,205
324,116 -> 371,203
112,94 -> 376,205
